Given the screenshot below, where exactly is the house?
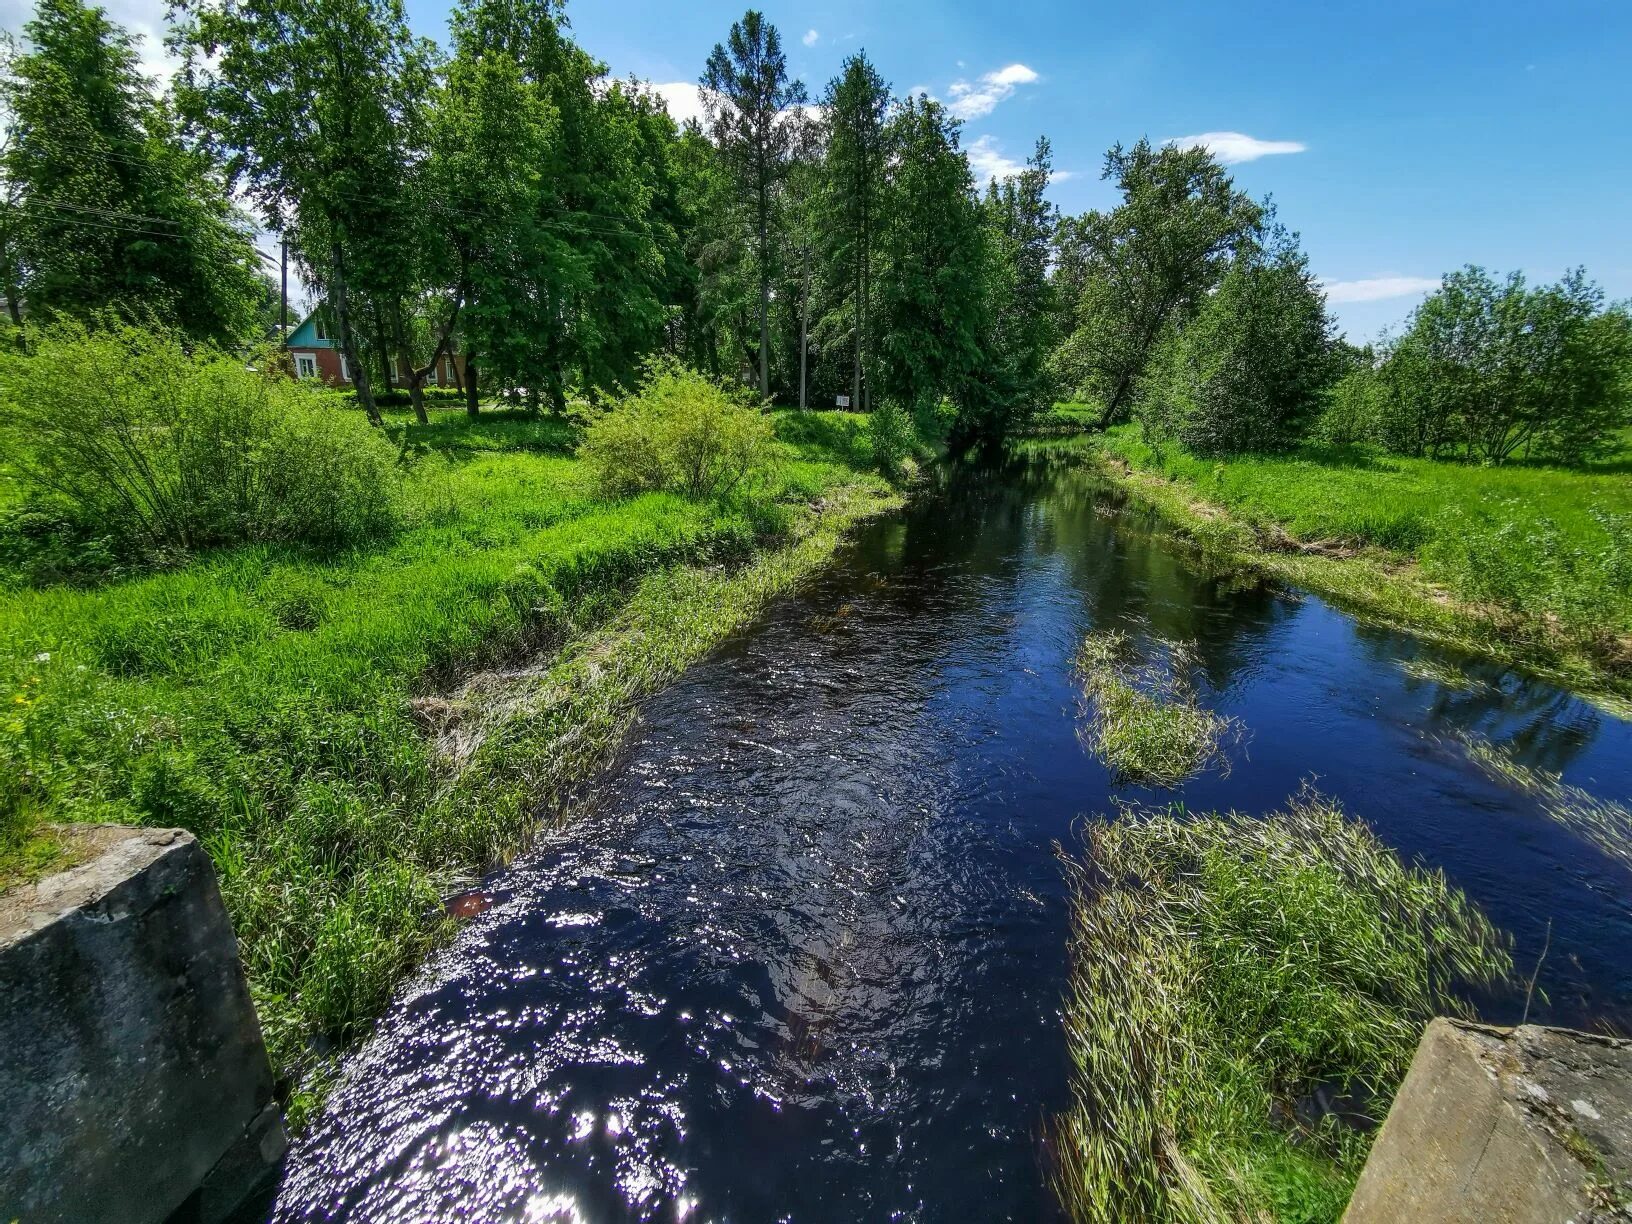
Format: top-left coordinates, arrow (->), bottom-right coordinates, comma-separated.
285,306 -> 467,390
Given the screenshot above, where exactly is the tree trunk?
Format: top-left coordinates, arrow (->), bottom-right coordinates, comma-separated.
464,354 -> 479,416
758,181 -> 770,401
799,251 -> 810,410
330,246 -> 378,426
393,304 -> 428,426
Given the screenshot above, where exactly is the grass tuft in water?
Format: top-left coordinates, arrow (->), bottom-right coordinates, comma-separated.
1054,789 -> 1513,1224
1073,630 -> 1235,787
1453,730 -> 1632,875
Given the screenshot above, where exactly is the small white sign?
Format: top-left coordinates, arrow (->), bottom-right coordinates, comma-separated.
836,395 -> 851,408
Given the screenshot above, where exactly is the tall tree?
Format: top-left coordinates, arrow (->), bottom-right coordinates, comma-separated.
1054,138 -> 1263,425
702,10 -> 806,399
173,0 -> 435,423
959,138 -> 1057,447
1,0 -> 262,342
820,51 -> 888,409
874,94 -> 988,414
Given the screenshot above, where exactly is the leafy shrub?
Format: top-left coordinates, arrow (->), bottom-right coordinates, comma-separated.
866,400 -> 915,478
1137,245 -> 1336,456
580,360 -> 777,501
0,322 -> 400,565
1056,791 -> 1512,1223
1313,367 -> 1385,449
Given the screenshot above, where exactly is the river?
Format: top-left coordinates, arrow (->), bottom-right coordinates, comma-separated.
272,446 -> 1632,1222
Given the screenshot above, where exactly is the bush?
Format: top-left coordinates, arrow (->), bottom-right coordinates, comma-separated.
0,322 -> 400,564
866,400 -> 915,478
580,360 -> 777,500
1313,367 -> 1384,449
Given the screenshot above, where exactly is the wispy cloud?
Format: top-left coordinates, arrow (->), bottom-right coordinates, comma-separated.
947,63 -> 1039,121
967,134 -> 1026,180
802,28 -> 819,47
1165,131 -> 1306,164
1320,276 -> 1442,304
966,134 -> 1072,185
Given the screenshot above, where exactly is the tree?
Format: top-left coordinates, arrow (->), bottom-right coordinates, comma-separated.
958,138 -> 1057,448
1,0 -> 262,343
702,10 -> 807,400
1136,231 -> 1336,455
1379,267 -> 1631,464
820,51 -> 888,410
173,0 -> 436,424
873,94 -> 987,415
1054,138 -> 1263,424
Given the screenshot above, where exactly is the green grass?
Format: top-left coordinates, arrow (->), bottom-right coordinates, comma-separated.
0,406 -> 898,1090
1073,629 -> 1235,787
1056,791 -> 1513,1223
1088,426 -> 1632,700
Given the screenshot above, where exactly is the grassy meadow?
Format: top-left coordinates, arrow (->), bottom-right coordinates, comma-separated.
0,404 -> 899,1095
1080,421 -> 1632,699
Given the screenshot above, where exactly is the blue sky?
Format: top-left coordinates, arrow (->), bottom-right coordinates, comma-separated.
6,0 -> 1627,338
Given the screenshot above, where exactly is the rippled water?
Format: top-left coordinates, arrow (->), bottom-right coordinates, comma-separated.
274,448 -> 1632,1223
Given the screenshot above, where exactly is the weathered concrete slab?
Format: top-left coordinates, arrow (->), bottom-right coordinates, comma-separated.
0,826 -> 284,1224
1345,1018 -> 1632,1223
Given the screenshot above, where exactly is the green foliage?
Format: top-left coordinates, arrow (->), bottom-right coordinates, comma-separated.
1053,138 -> 1264,424
874,96 -> 990,420
1313,366 -> 1386,449
0,0 -> 264,343
1373,267 -> 1631,465
580,361 -> 777,501
955,138 -> 1058,448
1056,792 -> 1513,1223
1073,629 -> 1233,786
0,323 -> 399,563
864,400 -> 914,479
1137,238 -> 1336,455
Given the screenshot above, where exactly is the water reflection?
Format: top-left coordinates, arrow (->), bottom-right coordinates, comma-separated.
275,447 -> 1632,1223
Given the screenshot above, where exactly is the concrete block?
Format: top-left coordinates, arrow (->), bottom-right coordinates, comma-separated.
0,826 -> 282,1224
1345,1018 -> 1632,1223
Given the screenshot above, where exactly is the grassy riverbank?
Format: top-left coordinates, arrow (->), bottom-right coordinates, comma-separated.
1081,424 -> 1632,702
0,406 -> 900,1087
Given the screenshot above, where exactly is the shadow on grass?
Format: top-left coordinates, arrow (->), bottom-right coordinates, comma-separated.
389,408 -> 579,456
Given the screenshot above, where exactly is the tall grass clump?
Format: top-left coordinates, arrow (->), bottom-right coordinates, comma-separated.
1453,729 -> 1632,876
580,359 -> 777,501
1056,791 -> 1513,1223
0,322 -> 399,572
1074,629 -> 1234,786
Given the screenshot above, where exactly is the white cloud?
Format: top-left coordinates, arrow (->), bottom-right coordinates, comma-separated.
1320,276 -> 1442,304
3,0 -> 177,85
966,135 -> 1025,181
966,135 -> 1072,185
651,81 -> 708,129
1165,131 -> 1306,164
803,28 -> 819,47
947,62 -> 1039,121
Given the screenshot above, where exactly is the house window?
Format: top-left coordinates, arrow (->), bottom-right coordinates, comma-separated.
339,355 -> 349,383
314,318 -> 328,341
431,360 -> 442,387
295,354 -> 317,379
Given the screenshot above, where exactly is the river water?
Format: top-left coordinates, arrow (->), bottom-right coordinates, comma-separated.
273,447 -> 1632,1223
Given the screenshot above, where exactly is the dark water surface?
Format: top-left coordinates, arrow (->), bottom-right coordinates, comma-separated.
275,449 -> 1632,1223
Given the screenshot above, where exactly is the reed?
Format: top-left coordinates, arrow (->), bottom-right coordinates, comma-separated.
1055,790 -> 1513,1223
